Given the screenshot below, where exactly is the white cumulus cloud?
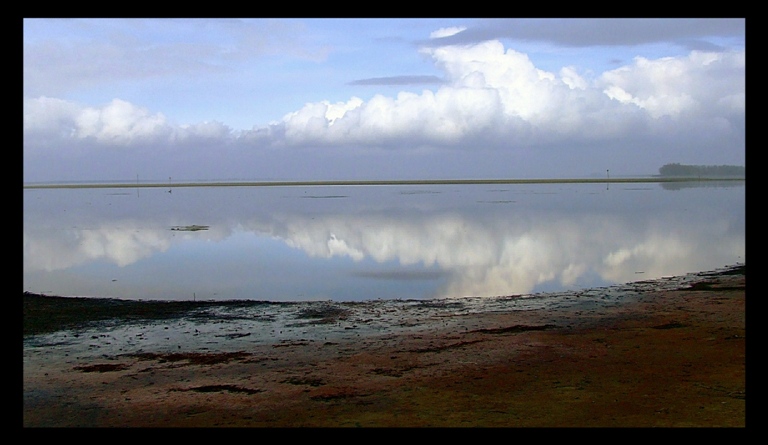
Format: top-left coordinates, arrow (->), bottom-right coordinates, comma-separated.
598,50 -> 745,119
244,40 -> 744,152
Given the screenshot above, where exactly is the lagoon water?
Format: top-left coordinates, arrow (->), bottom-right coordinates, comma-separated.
23,180 -> 745,302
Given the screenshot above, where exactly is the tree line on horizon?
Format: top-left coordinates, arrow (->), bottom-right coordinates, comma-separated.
658,163 -> 745,178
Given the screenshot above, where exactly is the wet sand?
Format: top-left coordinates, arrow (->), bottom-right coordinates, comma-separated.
23,265 -> 745,427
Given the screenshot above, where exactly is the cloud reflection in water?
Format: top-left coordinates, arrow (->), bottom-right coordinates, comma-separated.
23,182 -> 745,301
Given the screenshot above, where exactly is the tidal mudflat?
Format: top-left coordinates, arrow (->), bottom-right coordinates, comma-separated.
23,264 -> 745,427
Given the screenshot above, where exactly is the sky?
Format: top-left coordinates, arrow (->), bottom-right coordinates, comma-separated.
22,18 -> 746,183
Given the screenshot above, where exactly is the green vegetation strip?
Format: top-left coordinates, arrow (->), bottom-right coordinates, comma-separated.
24,293 -> 230,337
23,177 -> 744,190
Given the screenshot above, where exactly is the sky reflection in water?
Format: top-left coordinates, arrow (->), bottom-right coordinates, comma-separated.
23,181 -> 745,301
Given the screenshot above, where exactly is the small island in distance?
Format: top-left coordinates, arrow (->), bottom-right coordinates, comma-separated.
657,163 -> 745,178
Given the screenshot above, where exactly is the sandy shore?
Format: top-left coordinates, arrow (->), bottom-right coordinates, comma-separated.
23,265 -> 745,427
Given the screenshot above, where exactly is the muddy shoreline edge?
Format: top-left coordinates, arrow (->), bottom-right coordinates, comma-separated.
24,264 -> 746,427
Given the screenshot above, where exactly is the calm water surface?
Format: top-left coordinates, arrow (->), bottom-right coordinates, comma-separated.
23,181 -> 745,302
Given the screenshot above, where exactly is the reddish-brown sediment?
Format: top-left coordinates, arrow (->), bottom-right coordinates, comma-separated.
23,271 -> 745,427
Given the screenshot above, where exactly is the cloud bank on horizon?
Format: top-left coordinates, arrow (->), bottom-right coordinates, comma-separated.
23,18 -> 745,182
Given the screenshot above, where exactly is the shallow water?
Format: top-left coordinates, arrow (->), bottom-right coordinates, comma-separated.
23,180 -> 744,302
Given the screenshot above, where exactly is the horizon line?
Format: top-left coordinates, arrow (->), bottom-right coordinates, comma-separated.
22,176 -> 745,189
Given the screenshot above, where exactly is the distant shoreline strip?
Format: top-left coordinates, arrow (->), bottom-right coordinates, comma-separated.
23,177 -> 745,190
